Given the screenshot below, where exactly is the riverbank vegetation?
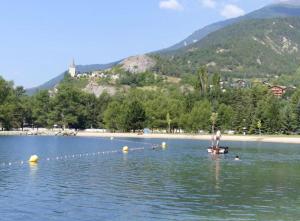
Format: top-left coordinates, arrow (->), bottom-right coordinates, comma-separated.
1,68 -> 300,135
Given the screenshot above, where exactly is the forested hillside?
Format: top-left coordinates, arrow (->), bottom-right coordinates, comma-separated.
160,3 -> 300,52
153,17 -> 300,79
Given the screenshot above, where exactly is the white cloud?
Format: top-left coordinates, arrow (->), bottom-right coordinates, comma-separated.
159,0 -> 183,11
221,4 -> 245,19
201,0 -> 217,8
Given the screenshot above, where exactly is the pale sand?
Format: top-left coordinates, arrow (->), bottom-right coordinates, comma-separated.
1,130 -> 300,144
76,132 -> 300,144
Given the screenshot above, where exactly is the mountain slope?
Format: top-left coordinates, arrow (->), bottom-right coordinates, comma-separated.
160,3 -> 300,53
154,17 -> 300,78
26,72 -> 66,95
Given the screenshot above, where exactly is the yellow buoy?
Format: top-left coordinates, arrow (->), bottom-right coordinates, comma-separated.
162,142 -> 167,148
122,146 -> 129,153
28,155 -> 39,163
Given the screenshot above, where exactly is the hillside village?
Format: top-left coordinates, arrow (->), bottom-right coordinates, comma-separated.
69,59 -> 120,81
66,57 -> 296,98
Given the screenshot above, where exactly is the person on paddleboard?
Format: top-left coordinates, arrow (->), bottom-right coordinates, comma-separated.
215,129 -> 221,148
211,129 -> 222,154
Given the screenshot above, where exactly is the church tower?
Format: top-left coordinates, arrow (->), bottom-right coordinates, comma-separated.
69,59 -> 76,77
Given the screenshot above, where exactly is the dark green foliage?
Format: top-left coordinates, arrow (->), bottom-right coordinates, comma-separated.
280,102 -> 295,134
195,68 -> 209,96
184,100 -> 212,132
95,92 -> 112,128
118,71 -> 163,87
0,78 -> 29,130
61,74 -> 89,89
122,100 -> 146,132
217,104 -> 234,130
32,90 -> 51,128
103,101 -> 123,131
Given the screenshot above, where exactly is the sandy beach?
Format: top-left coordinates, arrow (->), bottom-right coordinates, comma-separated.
76,132 -> 300,144
1,130 -> 300,144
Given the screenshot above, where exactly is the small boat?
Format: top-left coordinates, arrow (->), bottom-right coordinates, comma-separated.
207,146 -> 229,154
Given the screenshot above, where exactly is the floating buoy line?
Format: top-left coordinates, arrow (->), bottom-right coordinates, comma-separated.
0,138 -> 167,169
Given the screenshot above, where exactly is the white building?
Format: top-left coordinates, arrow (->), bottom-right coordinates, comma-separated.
111,74 -> 119,80
69,59 -> 76,77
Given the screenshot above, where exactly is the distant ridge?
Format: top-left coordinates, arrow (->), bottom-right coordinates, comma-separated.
26,61 -> 119,95
155,17 -> 300,78
76,61 -> 121,73
26,72 -> 66,96
158,3 -> 300,53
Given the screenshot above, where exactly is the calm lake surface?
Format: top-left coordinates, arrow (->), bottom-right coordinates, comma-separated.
0,136 -> 300,221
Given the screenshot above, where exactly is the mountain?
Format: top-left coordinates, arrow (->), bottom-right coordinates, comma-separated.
26,72 -> 66,95
26,61 -> 119,95
76,61 -> 120,73
26,3 -> 300,94
153,17 -> 300,78
160,3 -> 300,53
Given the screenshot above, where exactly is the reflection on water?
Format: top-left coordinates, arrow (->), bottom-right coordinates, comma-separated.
29,162 -> 38,176
0,136 -> 300,220
211,155 -> 221,190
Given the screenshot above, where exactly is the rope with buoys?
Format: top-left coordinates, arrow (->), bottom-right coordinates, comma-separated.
0,138 -> 168,169
110,137 -> 160,147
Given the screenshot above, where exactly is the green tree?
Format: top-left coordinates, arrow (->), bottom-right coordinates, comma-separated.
209,73 -> 222,110
32,90 -> 51,128
144,92 -> 184,131
217,104 -> 234,130
210,112 -> 218,133
251,95 -> 281,134
103,101 -> 124,131
186,100 -> 212,132
95,92 -> 112,128
257,120 -> 262,135
280,103 -> 295,134
48,84 -> 85,129
0,78 -> 28,130
166,112 -> 171,133
291,89 -> 300,130
195,67 -> 208,96
123,100 -> 146,132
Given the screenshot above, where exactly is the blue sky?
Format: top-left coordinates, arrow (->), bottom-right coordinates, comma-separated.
0,0 -> 277,88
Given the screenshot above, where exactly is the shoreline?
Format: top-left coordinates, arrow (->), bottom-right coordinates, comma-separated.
78,132 -> 300,144
1,131 -> 300,144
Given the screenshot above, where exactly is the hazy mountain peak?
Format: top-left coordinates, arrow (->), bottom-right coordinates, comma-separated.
274,0 -> 300,6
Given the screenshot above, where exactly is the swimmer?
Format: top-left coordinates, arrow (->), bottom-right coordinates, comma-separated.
235,155 -> 240,161
152,144 -> 160,150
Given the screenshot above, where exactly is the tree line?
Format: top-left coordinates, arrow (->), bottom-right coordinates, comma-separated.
1,68 -> 300,134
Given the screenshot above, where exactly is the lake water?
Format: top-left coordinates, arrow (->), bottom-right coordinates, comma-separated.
0,136 -> 300,220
